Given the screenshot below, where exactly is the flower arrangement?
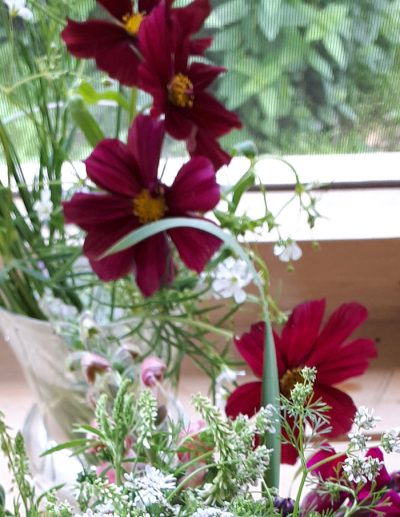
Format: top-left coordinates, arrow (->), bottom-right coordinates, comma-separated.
0,0 -> 398,516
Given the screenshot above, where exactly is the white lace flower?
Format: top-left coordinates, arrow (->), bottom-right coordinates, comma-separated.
192,508 -> 234,517
4,0 -> 33,20
354,406 -> 381,431
33,189 -> 53,223
381,427 -> 400,454
211,258 -> 252,304
124,466 -> 176,508
273,240 -> 302,263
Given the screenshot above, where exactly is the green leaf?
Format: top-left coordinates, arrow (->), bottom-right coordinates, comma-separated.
258,0 -> 282,41
206,0 -> 248,28
323,33 -> 348,69
76,82 -> 130,111
40,438 -> 88,457
68,96 -> 104,148
211,26 -> 242,51
308,50 -> 334,80
306,23 -> 325,42
231,169 -> 256,211
259,87 -> 279,118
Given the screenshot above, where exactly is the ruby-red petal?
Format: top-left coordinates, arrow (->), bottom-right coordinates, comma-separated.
138,0 -> 161,13
313,384 -> 356,437
134,233 -> 175,297
187,129 -> 233,170
312,337 -> 377,385
306,445 -> 346,480
279,299 -> 326,368
63,193 -> 133,231
83,218 -> 138,281
62,19 -> 140,85
138,2 -> 172,87
84,139 -> 140,197
191,91 -> 242,137
234,323 -> 265,378
189,62 -> 226,90
98,0 -> 133,20
127,115 -> 165,188
168,223 -> 221,273
166,156 -> 219,214
165,105 -> 194,140
225,381 -> 262,419
314,302 -> 369,354
190,37 -> 213,55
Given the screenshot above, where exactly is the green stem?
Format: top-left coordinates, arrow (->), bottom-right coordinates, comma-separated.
167,462 -> 220,501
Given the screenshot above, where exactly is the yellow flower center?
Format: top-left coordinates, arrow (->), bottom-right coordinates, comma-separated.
280,368 -> 304,399
122,12 -> 144,37
132,189 -> 167,224
168,74 -> 194,108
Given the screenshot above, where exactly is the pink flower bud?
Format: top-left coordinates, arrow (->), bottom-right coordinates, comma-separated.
140,356 -> 166,387
81,352 -> 110,384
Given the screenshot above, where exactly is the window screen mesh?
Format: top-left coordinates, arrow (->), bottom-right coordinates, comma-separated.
1,0 -> 400,161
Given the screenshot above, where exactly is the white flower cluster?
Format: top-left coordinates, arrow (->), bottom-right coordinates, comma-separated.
344,406 -> 383,484
255,404 -> 277,435
354,406 -> 381,431
348,406 -> 381,452
192,508 -> 234,517
343,455 -> 383,484
381,427 -> 400,454
124,466 -> 176,509
211,258 -> 252,304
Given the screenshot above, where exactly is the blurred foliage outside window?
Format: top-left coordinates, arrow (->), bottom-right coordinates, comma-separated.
1,0 -> 400,161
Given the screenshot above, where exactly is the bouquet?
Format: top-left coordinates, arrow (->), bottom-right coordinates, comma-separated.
0,0 -> 398,515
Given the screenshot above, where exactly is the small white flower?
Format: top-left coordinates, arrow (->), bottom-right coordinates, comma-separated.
381,427 -> 400,454
354,406 -> 381,431
79,311 -> 100,342
274,240 -> 302,263
215,366 -> 245,409
4,0 -> 33,20
348,429 -> 371,452
33,189 -> 53,223
211,257 -> 252,304
343,455 -> 383,484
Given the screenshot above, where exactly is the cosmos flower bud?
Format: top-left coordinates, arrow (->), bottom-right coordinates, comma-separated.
140,356 -> 166,387
273,496 -> 295,516
81,352 -> 110,384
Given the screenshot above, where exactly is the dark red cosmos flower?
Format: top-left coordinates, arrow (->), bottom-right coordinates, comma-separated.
225,299 -> 377,464
61,0 -> 211,86
138,1 -> 242,170
63,114 -> 221,297
303,446 -> 400,516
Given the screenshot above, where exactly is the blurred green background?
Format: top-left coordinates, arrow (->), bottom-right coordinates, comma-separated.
1,0 -> 400,160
